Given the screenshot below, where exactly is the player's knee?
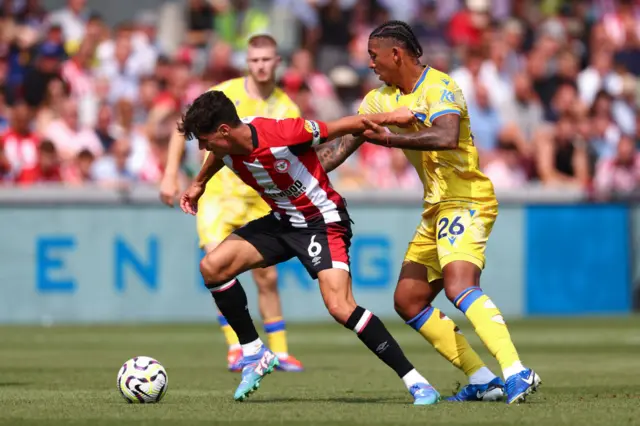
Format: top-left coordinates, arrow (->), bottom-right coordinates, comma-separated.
253,267 -> 277,293
444,282 -> 468,303
324,296 -> 354,325
199,256 -> 234,287
393,293 -> 423,321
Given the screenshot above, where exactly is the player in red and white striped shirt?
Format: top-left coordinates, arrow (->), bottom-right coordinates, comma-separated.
178,90 -> 440,405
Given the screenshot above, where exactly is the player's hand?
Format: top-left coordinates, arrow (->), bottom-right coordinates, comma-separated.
180,183 -> 205,216
387,107 -> 416,127
361,118 -> 390,145
159,174 -> 180,207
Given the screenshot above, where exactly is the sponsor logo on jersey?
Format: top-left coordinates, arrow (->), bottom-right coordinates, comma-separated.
266,180 -> 307,199
274,159 -> 291,173
304,120 -> 321,144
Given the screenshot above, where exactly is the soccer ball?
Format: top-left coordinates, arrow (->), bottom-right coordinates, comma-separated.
116,356 -> 168,403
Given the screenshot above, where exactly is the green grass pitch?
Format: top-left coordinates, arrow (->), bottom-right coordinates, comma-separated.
1,317 -> 640,426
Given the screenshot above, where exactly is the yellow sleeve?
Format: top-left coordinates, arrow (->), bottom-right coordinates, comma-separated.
357,89 -> 384,115
419,78 -> 464,125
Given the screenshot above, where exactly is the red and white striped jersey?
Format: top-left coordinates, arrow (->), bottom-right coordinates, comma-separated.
221,117 -> 348,227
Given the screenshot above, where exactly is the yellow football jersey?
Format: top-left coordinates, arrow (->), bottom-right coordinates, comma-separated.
358,66 -> 496,207
204,77 -> 300,198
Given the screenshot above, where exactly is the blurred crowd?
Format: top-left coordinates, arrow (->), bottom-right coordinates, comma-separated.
1,0 -> 640,197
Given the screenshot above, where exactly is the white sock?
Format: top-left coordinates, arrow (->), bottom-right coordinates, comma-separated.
468,366 -> 498,385
502,361 -> 526,379
275,352 -> 288,359
229,343 -> 241,351
402,368 -> 429,390
241,338 -> 264,357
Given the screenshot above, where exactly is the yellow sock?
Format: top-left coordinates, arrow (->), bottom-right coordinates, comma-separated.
408,306 -> 485,376
454,287 -> 522,375
217,313 -> 239,348
264,316 -> 288,356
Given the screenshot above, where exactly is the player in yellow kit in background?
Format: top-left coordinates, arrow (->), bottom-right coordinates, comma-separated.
159,35 -> 303,373
354,21 -> 541,404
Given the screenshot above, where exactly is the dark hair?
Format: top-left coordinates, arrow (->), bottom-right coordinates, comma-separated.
39,140 -> 57,155
369,20 -> 423,58
178,91 -> 241,138
77,149 -> 95,161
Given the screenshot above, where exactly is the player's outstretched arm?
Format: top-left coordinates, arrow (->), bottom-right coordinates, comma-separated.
315,134 -> 365,173
193,151 -> 224,188
362,114 -> 461,151
159,127 -> 187,206
179,153 -> 224,215
324,107 -> 416,141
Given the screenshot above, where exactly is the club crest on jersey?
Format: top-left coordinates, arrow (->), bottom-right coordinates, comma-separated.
274,159 -> 291,173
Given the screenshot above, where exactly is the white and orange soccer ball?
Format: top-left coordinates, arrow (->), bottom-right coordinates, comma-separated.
117,356 -> 168,403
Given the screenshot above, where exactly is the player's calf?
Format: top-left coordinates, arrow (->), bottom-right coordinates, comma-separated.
443,261 -> 539,403
318,269 -> 439,404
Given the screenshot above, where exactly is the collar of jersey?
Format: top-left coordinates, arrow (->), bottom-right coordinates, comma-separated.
411,66 -> 430,93
395,66 -> 431,97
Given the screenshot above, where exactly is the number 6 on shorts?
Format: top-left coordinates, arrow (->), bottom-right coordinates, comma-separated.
308,235 -> 323,257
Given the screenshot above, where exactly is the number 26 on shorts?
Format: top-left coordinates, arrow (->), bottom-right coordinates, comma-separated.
437,216 -> 465,240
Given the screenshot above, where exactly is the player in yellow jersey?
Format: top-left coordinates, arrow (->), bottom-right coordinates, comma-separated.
159,35 -> 303,373
354,21 -> 541,404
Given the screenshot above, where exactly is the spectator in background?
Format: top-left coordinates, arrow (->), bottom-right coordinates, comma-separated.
535,113 -> 590,188
132,10 -> 160,75
43,97 -> 102,162
595,134 -> 640,195
63,148 -> 95,186
532,49 -> 579,118
16,139 -> 62,184
34,76 -> 68,133
91,138 -> 136,188
467,84 -> 503,156
1,100 -> 38,177
578,49 -> 621,105
448,0 -> 489,47
4,24 -> 39,104
0,142 -> 10,182
97,34 -> 139,103
484,142 -> 528,190
133,76 -> 159,125
450,47 -> 484,106
413,2 -> 447,50
0,82 -> 8,133
502,18 -> 527,77
354,144 -> 421,190
281,48 -> 343,121
60,38 -> 96,99
93,102 -> 114,152
614,23 -> 640,76
501,73 -> 544,143
47,0 -> 89,52
545,81 -> 579,123
214,0 -> 269,68
316,0 -> 352,74
612,74 -> 638,135
600,0 -> 640,50
23,39 -> 64,108
201,41 -> 241,85
590,90 -> 621,161
186,0 -> 215,49
16,0 -> 47,30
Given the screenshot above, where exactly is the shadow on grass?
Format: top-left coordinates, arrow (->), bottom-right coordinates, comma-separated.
0,382 -> 30,387
247,396 -> 404,404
